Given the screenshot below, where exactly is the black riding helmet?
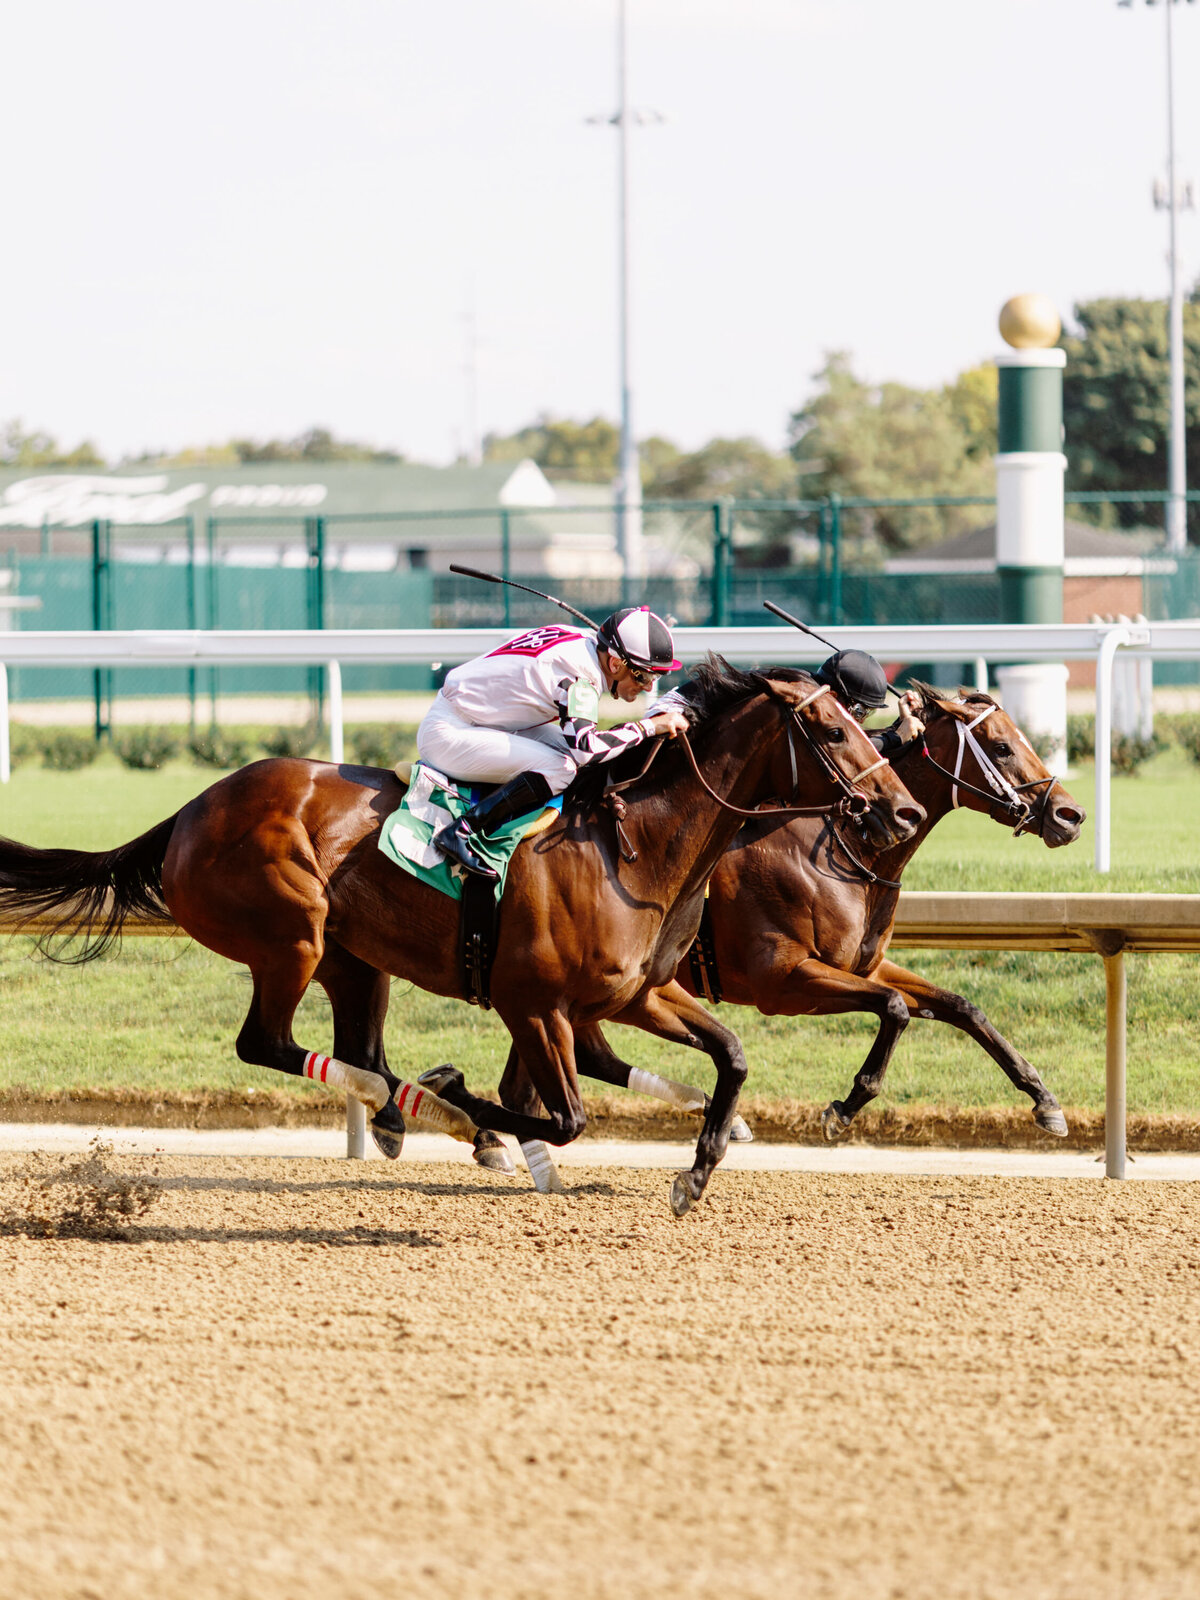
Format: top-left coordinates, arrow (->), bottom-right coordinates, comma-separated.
596,606 -> 681,674
814,649 -> 890,720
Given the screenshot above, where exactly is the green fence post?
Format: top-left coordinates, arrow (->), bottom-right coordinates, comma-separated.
710,499 -> 732,626
90,518 -> 111,742
500,508 -> 512,627
306,516 -> 327,726
206,515 -> 218,726
829,493 -> 843,625
185,515 -> 197,734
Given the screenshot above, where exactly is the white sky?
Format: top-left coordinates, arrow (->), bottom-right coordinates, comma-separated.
2,0 -> 1198,465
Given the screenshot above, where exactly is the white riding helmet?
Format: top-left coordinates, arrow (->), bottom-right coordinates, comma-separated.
596,606 -> 681,674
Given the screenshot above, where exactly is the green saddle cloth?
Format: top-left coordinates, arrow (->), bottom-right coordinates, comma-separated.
378,762 -> 562,902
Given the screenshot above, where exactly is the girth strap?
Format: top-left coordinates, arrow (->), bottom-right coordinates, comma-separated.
458,875 -> 498,1010
687,896 -> 723,1005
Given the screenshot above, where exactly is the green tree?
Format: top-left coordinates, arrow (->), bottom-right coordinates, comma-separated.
786,354 -> 995,555
1,420 -> 105,468
484,415 -> 619,481
153,429 -> 404,467
1061,293 -> 1200,537
642,436 -> 800,502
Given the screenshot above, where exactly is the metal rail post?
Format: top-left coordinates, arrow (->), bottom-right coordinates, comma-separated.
711,499 -> 732,626
1086,929 -> 1128,1180
346,1098 -> 367,1160
1094,627 -> 1131,873
327,660 -> 344,763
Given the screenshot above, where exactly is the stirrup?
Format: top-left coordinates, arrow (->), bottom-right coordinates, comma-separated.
433,818 -> 499,881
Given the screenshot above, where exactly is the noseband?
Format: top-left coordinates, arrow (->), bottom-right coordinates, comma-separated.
922,701 -> 1058,838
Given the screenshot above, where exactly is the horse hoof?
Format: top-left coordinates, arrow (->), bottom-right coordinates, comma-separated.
370,1104 -> 406,1160
1036,1105 -> 1069,1138
419,1063 -> 465,1099
472,1131 -> 516,1176
821,1103 -> 851,1142
370,1121 -> 405,1160
669,1172 -> 702,1217
728,1114 -> 754,1143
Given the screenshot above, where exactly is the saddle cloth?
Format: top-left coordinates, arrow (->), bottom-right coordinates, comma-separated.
378,760 -> 561,902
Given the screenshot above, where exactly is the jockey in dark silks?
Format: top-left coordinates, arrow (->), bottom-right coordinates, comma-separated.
812,649 -> 925,756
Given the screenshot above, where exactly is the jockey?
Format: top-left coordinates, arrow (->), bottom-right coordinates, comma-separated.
417,606 -> 690,880
811,648 -> 923,754
647,645 -> 925,761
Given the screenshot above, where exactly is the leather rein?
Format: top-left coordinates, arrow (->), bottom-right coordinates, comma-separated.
601,685 -> 891,864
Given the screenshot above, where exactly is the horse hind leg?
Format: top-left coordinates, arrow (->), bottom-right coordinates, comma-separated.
238,947 -> 480,1150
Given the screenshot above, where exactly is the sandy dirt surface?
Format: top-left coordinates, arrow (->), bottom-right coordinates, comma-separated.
2,1148 -> 1200,1600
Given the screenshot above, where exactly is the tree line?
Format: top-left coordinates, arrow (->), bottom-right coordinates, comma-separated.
4,292 -> 1196,551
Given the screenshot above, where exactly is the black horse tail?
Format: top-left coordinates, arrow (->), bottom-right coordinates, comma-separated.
0,813 -> 179,964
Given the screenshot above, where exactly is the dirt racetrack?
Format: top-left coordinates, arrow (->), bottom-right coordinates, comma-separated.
3,1148 -> 1200,1600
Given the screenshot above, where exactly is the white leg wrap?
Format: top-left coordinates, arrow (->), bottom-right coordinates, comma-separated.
302,1053 -> 389,1113
394,1081 -> 477,1144
628,1066 -> 706,1114
520,1139 -> 566,1195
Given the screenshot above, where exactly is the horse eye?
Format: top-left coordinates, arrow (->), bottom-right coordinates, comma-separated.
993,743 -> 1011,758
825,726 -> 846,743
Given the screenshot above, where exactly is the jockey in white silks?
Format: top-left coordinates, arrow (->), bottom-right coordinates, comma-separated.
417,605 -> 690,881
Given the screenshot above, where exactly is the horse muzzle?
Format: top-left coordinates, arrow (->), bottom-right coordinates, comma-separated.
848,794 -> 925,847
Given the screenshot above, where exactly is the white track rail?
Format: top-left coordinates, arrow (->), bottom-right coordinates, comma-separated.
2,620 -> 1199,868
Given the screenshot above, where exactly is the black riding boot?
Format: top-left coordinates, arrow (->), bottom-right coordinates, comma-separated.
433,771 -> 554,881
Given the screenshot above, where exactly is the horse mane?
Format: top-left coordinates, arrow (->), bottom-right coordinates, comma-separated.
564,653 -> 811,808
906,680 -> 999,716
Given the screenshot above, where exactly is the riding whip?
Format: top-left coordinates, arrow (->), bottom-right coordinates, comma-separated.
449,564 -> 601,630
762,600 -> 899,702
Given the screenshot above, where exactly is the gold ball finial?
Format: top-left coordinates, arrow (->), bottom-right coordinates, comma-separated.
999,293 -> 1061,349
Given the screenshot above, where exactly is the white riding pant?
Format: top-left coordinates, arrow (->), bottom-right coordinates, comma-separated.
416,692 -> 577,795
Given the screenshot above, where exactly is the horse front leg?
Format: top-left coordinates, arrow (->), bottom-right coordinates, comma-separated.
871,957 -> 1068,1137
610,983 -> 749,1217
749,957 -> 913,1140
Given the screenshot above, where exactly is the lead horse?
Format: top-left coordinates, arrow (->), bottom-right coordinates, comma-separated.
0,659 -> 923,1213
503,684 -> 1085,1182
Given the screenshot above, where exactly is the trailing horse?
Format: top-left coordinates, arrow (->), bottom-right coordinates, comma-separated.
504,686 -> 1085,1181
0,658 -> 924,1213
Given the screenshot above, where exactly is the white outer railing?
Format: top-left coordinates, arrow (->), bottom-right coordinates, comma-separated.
1,620 -> 1199,872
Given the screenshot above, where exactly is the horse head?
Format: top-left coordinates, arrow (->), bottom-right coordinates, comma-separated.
917,689 -> 1085,848
758,671 -> 926,849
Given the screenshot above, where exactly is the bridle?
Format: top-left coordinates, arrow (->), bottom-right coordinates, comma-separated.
600,683 -> 894,863
921,700 -> 1059,839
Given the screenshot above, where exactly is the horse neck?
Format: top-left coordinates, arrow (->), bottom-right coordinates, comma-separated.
633,694 -> 788,890
846,726 -> 957,884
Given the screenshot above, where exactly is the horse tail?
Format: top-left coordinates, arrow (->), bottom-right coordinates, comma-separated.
0,813 -> 179,964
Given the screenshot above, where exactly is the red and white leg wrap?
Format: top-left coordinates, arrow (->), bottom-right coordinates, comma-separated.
394,1080 -> 477,1144
302,1053 -> 389,1114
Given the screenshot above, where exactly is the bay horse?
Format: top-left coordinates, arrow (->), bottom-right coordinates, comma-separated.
501,685 -> 1085,1184
0,659 -> 923,1214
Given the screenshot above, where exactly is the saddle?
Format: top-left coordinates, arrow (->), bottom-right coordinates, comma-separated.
392,759 -> 558,1010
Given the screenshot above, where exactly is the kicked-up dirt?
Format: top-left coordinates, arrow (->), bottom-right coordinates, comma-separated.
2,1147 -> 1199,1600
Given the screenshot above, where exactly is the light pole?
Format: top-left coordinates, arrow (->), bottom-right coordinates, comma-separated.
1121,0 -> 1195,552
588,0 -> 662,585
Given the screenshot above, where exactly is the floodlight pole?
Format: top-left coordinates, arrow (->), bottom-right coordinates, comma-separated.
1162,0 -> 1188,554
615,0 -> 642,587
588,2 -> 662,588
1126,0 -> 1194,552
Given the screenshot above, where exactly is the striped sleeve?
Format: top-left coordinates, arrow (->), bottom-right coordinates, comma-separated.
554,677 -> 652,768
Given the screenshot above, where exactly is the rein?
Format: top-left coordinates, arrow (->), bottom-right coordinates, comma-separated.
599,684 -> 890,863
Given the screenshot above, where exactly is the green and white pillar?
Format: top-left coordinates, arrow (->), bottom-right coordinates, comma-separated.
993,293 -> 1068,775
